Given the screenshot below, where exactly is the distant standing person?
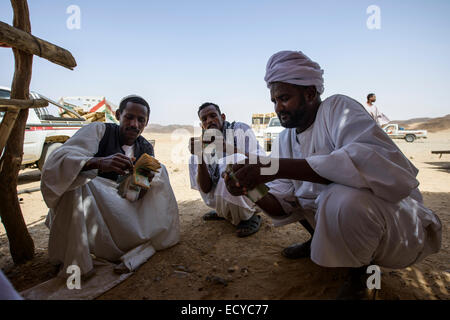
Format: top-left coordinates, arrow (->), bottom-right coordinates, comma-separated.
365,93 -> 390,126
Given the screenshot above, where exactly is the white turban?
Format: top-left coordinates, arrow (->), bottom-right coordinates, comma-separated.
264,50 -> 324,94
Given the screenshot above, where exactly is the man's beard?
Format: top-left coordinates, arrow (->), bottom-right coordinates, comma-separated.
278,109 -> 304,128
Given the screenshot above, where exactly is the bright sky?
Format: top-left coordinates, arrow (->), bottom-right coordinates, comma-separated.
1,0 -> 449,126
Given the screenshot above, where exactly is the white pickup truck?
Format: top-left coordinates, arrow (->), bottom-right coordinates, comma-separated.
0,86 -> 87,170
382,123 -> 427,143
263,117 -> 284,152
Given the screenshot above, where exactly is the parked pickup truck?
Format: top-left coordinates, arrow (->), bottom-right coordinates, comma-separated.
0,86 -> 87,170
263,117 -> 284,152
382,123 -> 427,143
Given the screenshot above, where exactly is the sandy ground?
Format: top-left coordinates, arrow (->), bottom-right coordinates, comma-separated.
1,130 -> 449,300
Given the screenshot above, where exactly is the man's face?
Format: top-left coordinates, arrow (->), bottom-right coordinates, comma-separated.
198,105 -> 225,131
270,82 -> 317,130
370,95 -> 377,103
116,102 -> 149,145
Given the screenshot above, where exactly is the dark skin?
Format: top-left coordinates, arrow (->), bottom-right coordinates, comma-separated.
83,102 -> 154,197
188,105 -> 226,194
367,94 -> 376,105
224,82 -> 331,217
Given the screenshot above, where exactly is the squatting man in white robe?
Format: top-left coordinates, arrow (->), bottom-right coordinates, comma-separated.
41,95 -> 180,278
188,102 -> 265,237
224,51 -> 442,299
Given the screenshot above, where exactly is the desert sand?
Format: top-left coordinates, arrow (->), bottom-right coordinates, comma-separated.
1,129 -> 449,300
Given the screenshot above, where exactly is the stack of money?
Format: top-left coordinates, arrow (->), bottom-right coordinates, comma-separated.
117,153 -> 161,202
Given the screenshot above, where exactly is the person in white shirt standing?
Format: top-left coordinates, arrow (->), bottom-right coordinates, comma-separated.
365,93 -> 390,126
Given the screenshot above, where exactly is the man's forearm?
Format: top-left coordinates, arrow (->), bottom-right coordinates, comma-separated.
252,158 -> 329,217
82,157 -> 101,171
275,158 -> 331,185
197,160 -> 213,193
255,193 -> 287,217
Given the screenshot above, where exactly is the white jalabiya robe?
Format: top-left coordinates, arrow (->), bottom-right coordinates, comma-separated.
189,122 -> 265,225
0,271 -> 22,300
267,94 -> 441,269
364,103 -> 390,126
41,123 -> 180,276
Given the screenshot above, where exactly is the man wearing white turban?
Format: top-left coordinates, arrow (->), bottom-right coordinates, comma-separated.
224,50 -> 441,299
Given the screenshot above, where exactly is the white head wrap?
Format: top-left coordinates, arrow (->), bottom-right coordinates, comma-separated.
119,94 -> 150,116
264,50 -> 324,94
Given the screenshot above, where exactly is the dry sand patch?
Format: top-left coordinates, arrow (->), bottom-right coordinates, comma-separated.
1,130 -> 448,299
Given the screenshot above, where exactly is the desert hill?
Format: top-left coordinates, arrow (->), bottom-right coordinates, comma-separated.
146,114 -> 450,134
393,114 -> 450,133
145,124 -> 194,134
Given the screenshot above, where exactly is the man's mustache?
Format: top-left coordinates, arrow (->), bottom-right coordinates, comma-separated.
278,111 -> 291,117
126,127 -> 139,133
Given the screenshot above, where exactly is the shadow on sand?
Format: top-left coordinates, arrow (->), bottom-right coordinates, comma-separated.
1,194 -> 448,300
425,161 -> 450,174
17,169 -> 42,186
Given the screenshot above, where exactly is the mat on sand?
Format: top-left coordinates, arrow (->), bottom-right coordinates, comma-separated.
20,259 -> 132,300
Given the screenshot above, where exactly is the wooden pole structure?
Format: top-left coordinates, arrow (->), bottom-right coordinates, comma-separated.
0,98 -> 48,108
0,21 -> 76,70
0,0 -> 35,264
0,0 -> 76,264
0,100 -> 48,159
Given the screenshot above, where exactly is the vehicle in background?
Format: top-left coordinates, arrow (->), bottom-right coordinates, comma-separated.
251,112 -> 277,151
0,86 -> 87,170
382,123 -> 427,143
263,117 -> 284,152
60,96 -> 154,147
251,112 -> 276,134
59,96 -> 119,124
1,88 -> 156,169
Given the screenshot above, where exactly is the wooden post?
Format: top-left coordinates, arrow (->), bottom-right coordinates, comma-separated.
0,0 -> 35,264
0,21 -> 77,70
0,98 -> 48,108
0,109 -> 20,167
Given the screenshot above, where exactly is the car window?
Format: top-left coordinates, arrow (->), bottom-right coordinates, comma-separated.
35,104 -> 68,120
269,118 -> 281,127
0,89 -> 11,121
0,89 -> 10,99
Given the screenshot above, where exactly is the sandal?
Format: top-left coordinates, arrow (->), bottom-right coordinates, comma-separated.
236,214 -> 261,237
202,210 -> 226,221
113,262 -> 131,275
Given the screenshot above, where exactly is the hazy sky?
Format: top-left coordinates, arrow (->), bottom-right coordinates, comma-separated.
1,0 -> 449,125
